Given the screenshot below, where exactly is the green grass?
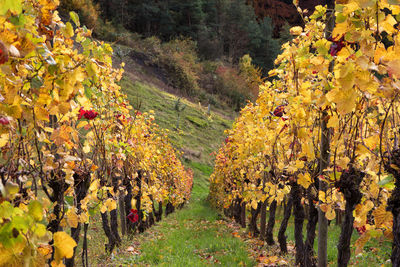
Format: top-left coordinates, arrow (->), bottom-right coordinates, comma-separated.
121,78 -> 234,165
270,207 -> 392,266
113,164 -> 255,266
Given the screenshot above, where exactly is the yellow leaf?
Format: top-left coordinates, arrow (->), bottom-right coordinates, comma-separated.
327,114 -> 339,128
297,173 -> 312,189
320,203 -> 328,212
319,191 -> 326,202
89,179 -> 99,192
53,231 -> 77,260
101,198 -> 117,213
38,243 -> 52,257
387,59 -> 400,79
290,26 -> 303,35
34,106 -> 49,122
326,87 -> 357,115
373,205 -> 392,228
79,212 -> 88,223
0,134 -> 9,148
251,200 -> 258,210
28,200 -> 43,221
363,135 -> 379,150
7,104 -> 22,119
83,141 -> 91,153
380,14 -> 397,34
310,56 -> 325,66
65,22 -> 74,38
37,93 -> 52,106
58,102 -> 71,115
76,120 -> 88,129
43,127 -> 54,133
325,205 -> 336,220
332,22 -> 349,39
66,209 -> 78,228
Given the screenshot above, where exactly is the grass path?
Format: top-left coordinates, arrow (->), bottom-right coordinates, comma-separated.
112,163 -> 256,266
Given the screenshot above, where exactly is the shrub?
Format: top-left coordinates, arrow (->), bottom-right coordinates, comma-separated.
59,0 -> 99,29
160,38 -> 202,96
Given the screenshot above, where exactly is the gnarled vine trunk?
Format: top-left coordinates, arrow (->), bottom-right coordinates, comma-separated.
266,200 -> 277,245
259,199 -> 268,241
240,201 -> 246,228
383,149 -> 400,267
249,202 -> 261,236
278,194 -> 293,253
304,187 -> 318,267
336,168 -> 364,267
66,172 -> 91,267
124,177 -> 134,233
292,183 -> 305,266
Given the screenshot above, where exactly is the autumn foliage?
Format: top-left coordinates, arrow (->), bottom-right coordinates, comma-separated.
0,1 -> 192,266
210,1 -> 400,266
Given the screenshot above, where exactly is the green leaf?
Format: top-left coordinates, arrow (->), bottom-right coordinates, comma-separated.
33,223 -> 47,237
388,0 -> 400,5
65,22 -> 74,38
28,200 -> 43,221
70,11 -> 80,27
64,196 -> 74,207
9,14 -> 26,26
378,175 -> 394,186
0,0 -> 22,16
336,13 -> 346,24
31,76 -> 43,89
0,201 -> 14,219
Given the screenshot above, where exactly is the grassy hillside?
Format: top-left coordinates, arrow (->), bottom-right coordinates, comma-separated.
120,77 -> 234,166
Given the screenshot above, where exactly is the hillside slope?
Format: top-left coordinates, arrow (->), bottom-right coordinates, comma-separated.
114,45 -> 236,166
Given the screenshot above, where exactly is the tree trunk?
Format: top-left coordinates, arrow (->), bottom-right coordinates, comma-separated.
266,200 -> 277,245
110,208 -> 121,242
304,190 -> 318,267
292,183 -> 305,266
165,202 -> 175,216
383,149 -> 400,267
259,199 -> 268,241
124,179 -> 134,233
136,171 -> 146,233
233,197 -> 242,224
82,223 -> 89,267
156,201 -> 163,221
240,201 -> 246,228
66,172 -> 90,267
337,168 -> 364,267
278,194 -> 293,253
318,1 -> 335,266
101,211 -> 117,253
110,175 -> 121,243
249,202 -> 261,236
47,176 -> 68,263
119,193 -> 126,236
390,185 -> 400,267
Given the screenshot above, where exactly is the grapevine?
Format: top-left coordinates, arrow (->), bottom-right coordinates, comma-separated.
210,0 -> 400,266
0,1 -> 193,266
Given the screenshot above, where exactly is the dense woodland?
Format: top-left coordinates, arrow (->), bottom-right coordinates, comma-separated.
60,0 -> 290,73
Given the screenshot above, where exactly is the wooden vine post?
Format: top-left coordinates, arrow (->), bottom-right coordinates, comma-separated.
318,1 -> 335,266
